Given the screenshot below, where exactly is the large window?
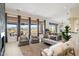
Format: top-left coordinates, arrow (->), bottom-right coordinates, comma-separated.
7,24 -> 17,36
31,24 -> 37,36
49,23 -> 57,33
20,25 -> 29,36
20,19 -> 29,37
7,24 -> 17,42
49,25 -> 56,33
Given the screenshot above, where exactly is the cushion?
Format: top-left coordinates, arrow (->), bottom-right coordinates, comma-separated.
32,36 -> 38,38
43,34 -> 49,38
42,38 -> 57,45
20,35 -> 27,40
19,35 -> 29,42
48,42 -> 64,56
49,36 -> 56,40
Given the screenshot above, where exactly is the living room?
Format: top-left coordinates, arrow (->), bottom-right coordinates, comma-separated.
0,3 -> 79,56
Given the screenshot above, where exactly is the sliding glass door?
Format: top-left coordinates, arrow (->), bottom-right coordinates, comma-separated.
49,23 -> 58,33
20,19 -> 29,37
20,25 -> 29,36
7,24 -> 17,42
49,25 -> 56,33
31,20 -> 37,36
31,24 -> 37,36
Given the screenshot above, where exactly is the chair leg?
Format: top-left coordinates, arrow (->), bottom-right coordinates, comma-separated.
73,48 -> 75,56
69,48 -> 76,56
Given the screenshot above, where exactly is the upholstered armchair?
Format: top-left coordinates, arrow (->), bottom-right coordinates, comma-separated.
18,35 -> 29,46
31,36 -> 39,44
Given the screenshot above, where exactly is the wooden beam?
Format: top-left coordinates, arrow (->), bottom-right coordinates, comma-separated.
5,13 -> 8,43
37,19 -> 39,36
17,15 -> 21,41
28,17 -> 31,39
7,16 -> 43,24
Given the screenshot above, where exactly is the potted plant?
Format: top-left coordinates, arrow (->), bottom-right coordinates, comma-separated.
61,25 -> 71,42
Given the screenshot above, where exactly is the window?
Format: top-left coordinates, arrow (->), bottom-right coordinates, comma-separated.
31,24 -> 37,36
49,23 -> 58,33
20,25 -> 29,35
7,24 -> 17,36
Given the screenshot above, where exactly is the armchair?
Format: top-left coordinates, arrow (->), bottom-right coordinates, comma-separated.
18,35 -> 29,46
31,36 -> 39,44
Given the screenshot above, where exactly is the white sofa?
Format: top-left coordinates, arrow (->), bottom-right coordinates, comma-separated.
42,38 -> 58,45
42,34 -> 61,45
41,41 -> 75,56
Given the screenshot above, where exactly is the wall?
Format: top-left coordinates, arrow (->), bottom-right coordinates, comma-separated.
45,15 -> 70,33
0,3 -> 5,56
68,7 -> 79,55
69,7 -> 79,32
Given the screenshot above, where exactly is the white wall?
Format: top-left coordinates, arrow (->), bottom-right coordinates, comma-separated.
45,15 -> 70,33
69,7 -> 79,32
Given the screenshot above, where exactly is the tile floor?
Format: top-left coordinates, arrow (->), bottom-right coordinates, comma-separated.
4,33 -> 79,56
4,41 -> 23,56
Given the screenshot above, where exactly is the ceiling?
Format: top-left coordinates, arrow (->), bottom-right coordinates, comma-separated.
7,16 -> 43,24
5,3 -> 79,24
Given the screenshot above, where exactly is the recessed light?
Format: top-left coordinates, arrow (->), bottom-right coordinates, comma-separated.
64,6 -> 67,9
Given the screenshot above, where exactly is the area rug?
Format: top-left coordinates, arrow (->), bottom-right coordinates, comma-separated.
20,43 -> 50,56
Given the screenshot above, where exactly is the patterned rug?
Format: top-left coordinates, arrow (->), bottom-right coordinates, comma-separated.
20,43 -> 50,56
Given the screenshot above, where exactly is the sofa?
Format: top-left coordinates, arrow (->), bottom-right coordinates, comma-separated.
41,41 -> 75,56
42,38 -> 58,45
42,34 -> 62,45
